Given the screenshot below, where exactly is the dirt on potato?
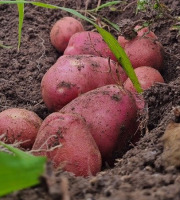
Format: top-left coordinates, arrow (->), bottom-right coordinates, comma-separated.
0,0 -> 180,200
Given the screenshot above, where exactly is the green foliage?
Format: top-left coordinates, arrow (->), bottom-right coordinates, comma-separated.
136,0 -> 162,14
136,0 -> 149,13
0,0 -> 143,93
16,0 -> 25,51
89,1 -> 122,12
0,142 -> 46,197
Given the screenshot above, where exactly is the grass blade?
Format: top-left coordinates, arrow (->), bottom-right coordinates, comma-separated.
90,1 -> 121,12
102,17 -> 120,31
0,43 -> 12,49
16,0 -> 25,51
95,25 -> 143,93
0,142 -> 46,197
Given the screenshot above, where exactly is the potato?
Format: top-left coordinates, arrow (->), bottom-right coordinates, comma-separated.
50,17 -> 84,52
118,36 -> 129,48
64,31 -> 116,61
124,66 -> 164,109
118,26 -> 157,48
60,85 -> 138,163
134,25 -> 158,39
124,66 -> 164,92
0,108 -> 42,149
124,37 -> 164,70
32,113 -> 102,177
41,55 -> 127,111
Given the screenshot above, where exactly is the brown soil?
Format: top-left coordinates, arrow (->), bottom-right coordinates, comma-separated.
0,0 -> 180,199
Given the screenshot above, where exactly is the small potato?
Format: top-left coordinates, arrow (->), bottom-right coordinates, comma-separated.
134,25 -> 158,40
64,31 -> 116,61
41,55 -> 127,111
124,37 -> 164,70
50,17 -> 84,52
32,113 -> 102,177
60,85 -> 138,163
124,66 -> 164,109
118,36 -> 129,48
0,108 -> 42,149
124,66 -> 164,92
118,26 -> 157,48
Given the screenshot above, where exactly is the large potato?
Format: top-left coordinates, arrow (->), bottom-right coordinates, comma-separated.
41,55 -> 127,111
64,31 -> 116,61
0,108 -> 42,149
32,113 -> 102,177
60,85 -> 138,163
50,17 -> 84,52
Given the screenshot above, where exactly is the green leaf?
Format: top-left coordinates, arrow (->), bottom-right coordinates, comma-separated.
89,1 -> 121,12
0,43 -> 12,49
95,25 -> 143,93
0,142 -> 46,197
136,0 -> 149,14
102,17 -> 120,32
16,0 -> 25,51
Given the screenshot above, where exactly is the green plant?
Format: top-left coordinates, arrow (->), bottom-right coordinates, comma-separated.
0,142 -> 46,197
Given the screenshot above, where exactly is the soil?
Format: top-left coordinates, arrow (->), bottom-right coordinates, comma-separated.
0,0 -> 180,200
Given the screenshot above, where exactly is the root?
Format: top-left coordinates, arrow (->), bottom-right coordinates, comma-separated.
30,134 -> 63,154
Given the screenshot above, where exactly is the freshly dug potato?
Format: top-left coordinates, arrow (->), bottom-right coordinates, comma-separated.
50,17 -> 84,52
60,85 -> 138,163
124,37 -> 164,70
32,113 -> 102,177
118,26 -> 157,48
118,36 -> 129,48
124,66 -> 164,109
0,108 -> 42,149
64,31 -> 116,61
124,66 -> 164,93
134,25 -> 158,39
41,55 -> 127,111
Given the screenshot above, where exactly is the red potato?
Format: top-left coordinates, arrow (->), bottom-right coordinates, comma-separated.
32,113 -> 102,177
0,108 -> 42,149
124,37 -> 164,70
50,17 -> 84,52
41,55 -> 127,111
118,36 -> 129,48
59,85 -> 139,163
124,66 -> 165,92
124,66 -> 165,109
118,26 -> 157,48
134,25 -> 158,40
64,31 -> 116,61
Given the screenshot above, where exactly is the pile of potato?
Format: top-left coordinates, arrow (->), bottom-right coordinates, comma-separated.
0,17 -> 165,177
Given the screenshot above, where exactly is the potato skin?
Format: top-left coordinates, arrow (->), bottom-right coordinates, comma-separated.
124,66 -> 164,93
64,31 -> 116,61
118,36 -> 129,48
0,108 -> 42,149
125,37 -> 164,70
41,55 -> 127,111
60,85 -> 138,162
32,113 -> 102,177
124,66 -> 164,109
50,17 -> 84,52
134,25 -> 158,39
